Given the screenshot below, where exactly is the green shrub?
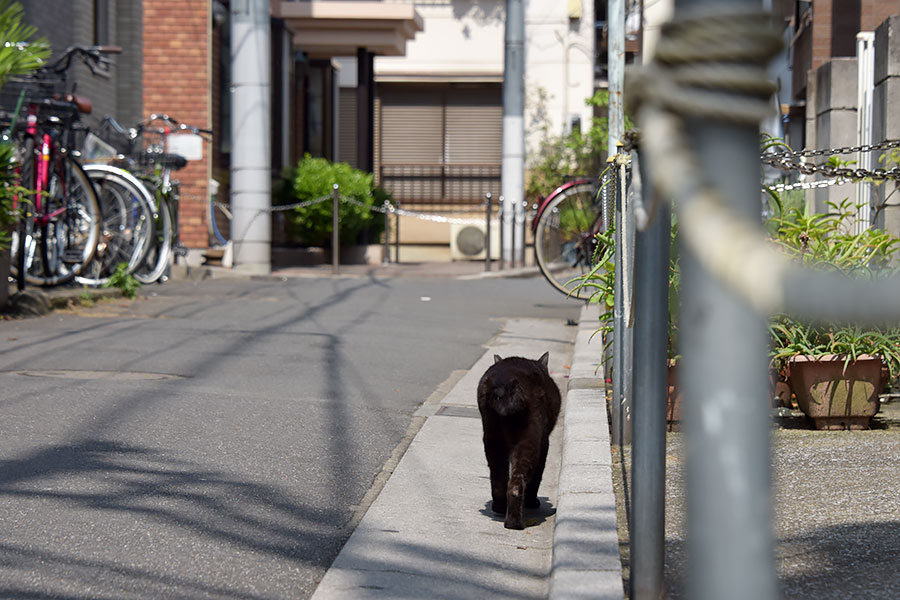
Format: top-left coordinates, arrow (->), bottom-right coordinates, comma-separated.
282,155 -> 378,247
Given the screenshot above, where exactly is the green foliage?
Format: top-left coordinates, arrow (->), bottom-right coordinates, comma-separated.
768,198 -> 900,275
525,89 -> 632,205
569,196 -> 681,362
0,1 -> 50,250
767,193 -> 900,375
103,263 -> 141,299
0,141 -> 16,248
281,155 -> 379,246
0,0 -> 50,88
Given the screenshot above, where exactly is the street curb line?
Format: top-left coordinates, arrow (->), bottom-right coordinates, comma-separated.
549,303 -> 625,599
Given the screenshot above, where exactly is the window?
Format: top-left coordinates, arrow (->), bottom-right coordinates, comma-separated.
94,0 -> 110,46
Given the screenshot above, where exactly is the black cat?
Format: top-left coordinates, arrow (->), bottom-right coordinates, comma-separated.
476,352 -> 561,530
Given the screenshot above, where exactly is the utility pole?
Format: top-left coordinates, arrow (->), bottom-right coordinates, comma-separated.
608,0 -> 625,157
230,0 -> 272,274
502,0 -> 525,265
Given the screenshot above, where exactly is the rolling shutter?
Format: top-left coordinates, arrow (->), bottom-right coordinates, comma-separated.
377,83 -> 501,204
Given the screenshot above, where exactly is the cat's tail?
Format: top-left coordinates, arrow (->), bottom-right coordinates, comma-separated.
489,385 -> 527,416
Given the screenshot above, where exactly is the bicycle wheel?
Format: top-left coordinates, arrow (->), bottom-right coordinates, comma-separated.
533,181 -> 601,298
14,152 -> 101,286
133,194 -> 173,284
77,165 -> 156,286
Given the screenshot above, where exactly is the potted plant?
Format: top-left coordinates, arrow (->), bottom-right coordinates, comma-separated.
767,197 -> 900,429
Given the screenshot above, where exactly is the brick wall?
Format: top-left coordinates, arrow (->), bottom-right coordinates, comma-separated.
862,1 -> 900,32
143,0 -> 211,250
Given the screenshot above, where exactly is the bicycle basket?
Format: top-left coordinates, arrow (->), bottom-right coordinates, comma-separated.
0,72 -> 68,130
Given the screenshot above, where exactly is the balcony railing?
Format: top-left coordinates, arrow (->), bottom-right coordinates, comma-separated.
378,162 -> 501,210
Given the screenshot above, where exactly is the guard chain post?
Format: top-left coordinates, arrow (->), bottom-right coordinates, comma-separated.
625,4 -> 783,600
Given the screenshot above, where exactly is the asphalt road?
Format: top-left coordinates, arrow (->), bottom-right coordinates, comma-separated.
0,274 -> 580,599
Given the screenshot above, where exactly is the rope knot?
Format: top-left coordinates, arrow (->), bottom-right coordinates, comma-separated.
626,10 -> 784,125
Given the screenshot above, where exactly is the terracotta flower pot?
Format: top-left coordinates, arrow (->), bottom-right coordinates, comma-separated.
788,354 -> 883,430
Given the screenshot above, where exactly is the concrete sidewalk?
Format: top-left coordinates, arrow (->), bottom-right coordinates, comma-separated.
311,304 -> 622,599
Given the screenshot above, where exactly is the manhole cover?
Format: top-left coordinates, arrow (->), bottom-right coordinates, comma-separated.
12,370 -> 185,381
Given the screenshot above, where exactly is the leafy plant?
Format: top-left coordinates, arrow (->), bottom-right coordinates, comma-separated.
570,211 -> 681,362
103,263 -> 141,299
281,155 -> 381,247
767,190 -> 900,377
0,0 -> 50,88
525,89 -> 632,206
0,0 -> 50,250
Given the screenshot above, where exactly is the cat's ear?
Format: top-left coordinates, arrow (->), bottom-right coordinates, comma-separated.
494,354 -> 503,364
538,352 -> 549,368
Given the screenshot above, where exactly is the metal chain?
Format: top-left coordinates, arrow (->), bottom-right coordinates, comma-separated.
761,153 -> 900,181
763,178 -> 847,193
270,194 -> 332,212
765,139 -> 900,160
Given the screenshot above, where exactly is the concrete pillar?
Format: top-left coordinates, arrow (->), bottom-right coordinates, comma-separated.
813,58 -> 858,214
230,0 -> 272,274
873,16 -> 900,236
804,68 -> 817,214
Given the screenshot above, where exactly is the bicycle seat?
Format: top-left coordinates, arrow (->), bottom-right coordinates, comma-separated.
66,94 -> 93,114
160,153 -> 188,170
138,151 -> 188,170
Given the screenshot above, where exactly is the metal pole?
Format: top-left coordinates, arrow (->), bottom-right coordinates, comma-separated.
630,158 -> 669,600
395,200 -> 400,263
230,0 -> 271,274
518,200 -> 527,267
485,192 -> 493,272
332,184 -> 340,275
498,195 -> 505,270
674,1 -> 777,599
608,0 -> 625,157
383,200 -> 391,264
502,0 -> 525,266
611,157 -> 631,445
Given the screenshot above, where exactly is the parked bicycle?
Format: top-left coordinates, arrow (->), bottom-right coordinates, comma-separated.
96,113 -> 212,283
0,45 -> 120,287
531,177 -> 605,298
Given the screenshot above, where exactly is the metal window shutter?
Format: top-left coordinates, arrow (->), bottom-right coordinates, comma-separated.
444,86 -> 502,164
444,85 -> 502,201
378,86 -> 444,201
379,86 -> 443,163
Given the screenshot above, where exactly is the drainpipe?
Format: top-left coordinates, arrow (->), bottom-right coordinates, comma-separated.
230,0 -> 272,274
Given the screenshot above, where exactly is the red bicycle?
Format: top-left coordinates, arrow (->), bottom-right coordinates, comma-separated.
531,178 -> 606,298
3,46 -> 119,287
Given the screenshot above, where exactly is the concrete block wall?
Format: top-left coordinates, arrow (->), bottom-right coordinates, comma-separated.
813,58 -> 859,214
143,0 -> 211,251
873,15 -> 900,237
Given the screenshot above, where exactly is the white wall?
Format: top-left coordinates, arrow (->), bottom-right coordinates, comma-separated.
525,0 -> 595,156
370,0 -> 595,159
375,0 -> 505,80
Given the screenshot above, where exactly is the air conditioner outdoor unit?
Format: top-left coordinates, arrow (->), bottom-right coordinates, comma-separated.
449,221 -> 501,261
